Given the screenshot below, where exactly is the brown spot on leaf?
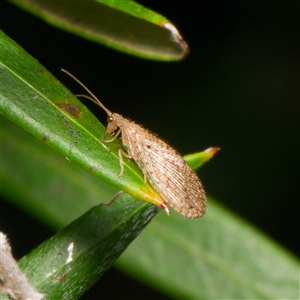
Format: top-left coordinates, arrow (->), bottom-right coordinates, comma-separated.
43,134 -> 49,142
57,102 -> 81,118
59,273 -> 68,282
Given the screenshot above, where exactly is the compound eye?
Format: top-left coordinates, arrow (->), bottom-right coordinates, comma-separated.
107,116 -> 114,123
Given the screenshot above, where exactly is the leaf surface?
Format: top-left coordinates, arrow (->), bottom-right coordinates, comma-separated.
0,30 -> 163,209
10,0 -> 189,61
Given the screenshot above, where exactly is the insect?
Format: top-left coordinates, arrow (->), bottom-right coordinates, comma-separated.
62,69 -> 206,218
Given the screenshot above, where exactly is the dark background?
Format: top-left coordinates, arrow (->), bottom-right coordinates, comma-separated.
1,1 -> 299,299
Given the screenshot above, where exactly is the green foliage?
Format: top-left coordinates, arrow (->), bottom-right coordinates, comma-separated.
0,1 -> 298,299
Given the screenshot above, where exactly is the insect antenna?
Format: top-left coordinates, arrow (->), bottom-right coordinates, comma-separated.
61,69 -> 112,116
74,94 -> 104,107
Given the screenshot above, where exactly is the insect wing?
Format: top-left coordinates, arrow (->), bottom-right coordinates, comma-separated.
144,140 -> 206,218
121,122 -> 206,218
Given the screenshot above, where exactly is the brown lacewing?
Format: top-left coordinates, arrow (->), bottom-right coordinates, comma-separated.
62,69 -> 206,218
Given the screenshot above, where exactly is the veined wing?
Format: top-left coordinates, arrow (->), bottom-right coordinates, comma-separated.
121,122 -> 206,218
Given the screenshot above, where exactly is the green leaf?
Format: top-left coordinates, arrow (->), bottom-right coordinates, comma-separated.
1,115 -> 117,228
10,0 -> 189,61
0,30 -> 164,210
17,194 -> 158,299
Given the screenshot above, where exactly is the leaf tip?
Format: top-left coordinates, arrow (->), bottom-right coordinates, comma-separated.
159,22 -> 190,57
204,147 -> 221,159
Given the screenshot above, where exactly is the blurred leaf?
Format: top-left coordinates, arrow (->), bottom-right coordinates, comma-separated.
10,0 -> 189,61
117,203 -> 299,299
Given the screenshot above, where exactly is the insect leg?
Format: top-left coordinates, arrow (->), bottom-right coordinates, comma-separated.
101,128 -> 121,143
117,148 -> 132,177
103,191 -> 124,206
